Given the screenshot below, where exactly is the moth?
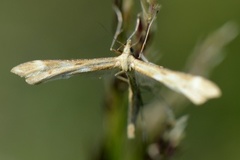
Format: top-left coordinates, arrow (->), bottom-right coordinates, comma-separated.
11,39 -> 221,105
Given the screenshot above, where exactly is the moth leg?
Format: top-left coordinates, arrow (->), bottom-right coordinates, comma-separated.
127,14 -> 141,41
115,71 -> 128,83
110,4 -> 123,53
138,4 -> 160,58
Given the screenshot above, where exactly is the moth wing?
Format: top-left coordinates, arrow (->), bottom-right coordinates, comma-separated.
132,59 -> 221,105
11,58 -> 119,85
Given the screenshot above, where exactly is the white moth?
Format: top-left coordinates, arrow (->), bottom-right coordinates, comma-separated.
11,40 -> 221,105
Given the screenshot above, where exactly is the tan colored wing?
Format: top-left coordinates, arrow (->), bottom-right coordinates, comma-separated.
132,59 -> 221,105
11,57 -> 119,85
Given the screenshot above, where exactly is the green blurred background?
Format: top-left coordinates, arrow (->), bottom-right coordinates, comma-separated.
1,0 -> 240,159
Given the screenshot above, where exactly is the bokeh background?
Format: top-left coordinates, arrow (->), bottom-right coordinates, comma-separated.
1,0 -> 240,160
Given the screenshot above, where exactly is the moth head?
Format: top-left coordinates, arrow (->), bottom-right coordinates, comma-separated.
123,39 -> 132,54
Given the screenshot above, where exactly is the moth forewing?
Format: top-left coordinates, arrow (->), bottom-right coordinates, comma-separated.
131,59 -> 221,105
11,58 -> 119,85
